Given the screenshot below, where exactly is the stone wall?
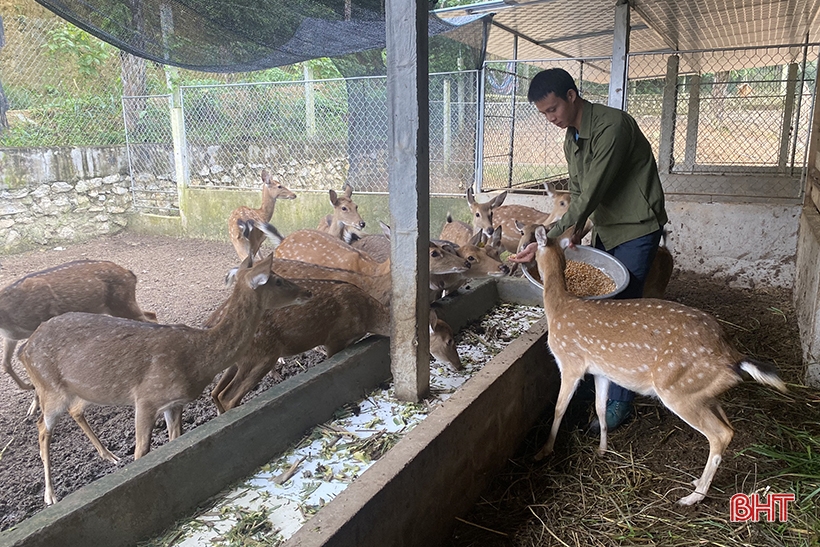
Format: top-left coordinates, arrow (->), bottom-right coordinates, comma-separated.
0,147 -> 133,253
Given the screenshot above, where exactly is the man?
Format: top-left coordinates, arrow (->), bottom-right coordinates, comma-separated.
513,67 -> 669,432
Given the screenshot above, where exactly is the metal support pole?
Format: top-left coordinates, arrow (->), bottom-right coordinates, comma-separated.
386,0 -> 430,402
506,37 -> 518,189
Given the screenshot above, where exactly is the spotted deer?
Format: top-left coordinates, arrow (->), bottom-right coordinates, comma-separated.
275,227 -> 471,279
492,183 -> 571,254
514,220 -> 672,299
228,169 -> 296,260
316,184 -> 366,243
431,227 -> 509,297
522,226 -> 787,506
19,254 -> 311,505
441,187 -> 507,244
0,260 -> 156,390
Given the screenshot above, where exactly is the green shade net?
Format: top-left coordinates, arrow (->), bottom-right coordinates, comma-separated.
35,0 -> 491,72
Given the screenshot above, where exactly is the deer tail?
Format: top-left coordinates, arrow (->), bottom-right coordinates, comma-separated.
737,358 -> 787,393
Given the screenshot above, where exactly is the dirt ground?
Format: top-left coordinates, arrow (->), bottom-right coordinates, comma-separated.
0,232 -> 809,541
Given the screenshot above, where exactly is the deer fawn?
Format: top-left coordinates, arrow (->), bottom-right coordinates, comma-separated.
429,308 -> 462,370
19,254 -> 311,505
316,184 -> 366,243
0,260 -> 156,390
228,169 -> 296,260
525,226 -> 787,505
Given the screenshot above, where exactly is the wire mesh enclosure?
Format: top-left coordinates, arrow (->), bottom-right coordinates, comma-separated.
479,45 -> 818,200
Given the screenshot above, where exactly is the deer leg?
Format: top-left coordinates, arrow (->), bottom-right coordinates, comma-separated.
4,338 -> 33,390
68,401 -> 120,463
663,397 -> 734,505
133,404 -> 158,459
535,373 -> 582,460
219,358 -> 277,412
37,412 -> 58,505
211,365 -> 239,414
593,375 -> 611,454
164,407 -> 183,440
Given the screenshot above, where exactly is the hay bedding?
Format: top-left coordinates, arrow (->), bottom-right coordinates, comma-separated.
448,271 -> 820,547
0,234 -> 816,546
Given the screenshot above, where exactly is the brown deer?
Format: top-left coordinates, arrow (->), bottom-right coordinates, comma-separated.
19,254 -> 311,505
643,232 -> 674,299
316,184 -> 366,243
209,277 -> 391,413
522,226 -> 787,505
439,188 -> 508,247
0,260 -> 156,390
228,169 -> 296,260
275,227 -> 471,279
429,308 -> 462,370
431,227 -> 509,297
492,183 -> 571,253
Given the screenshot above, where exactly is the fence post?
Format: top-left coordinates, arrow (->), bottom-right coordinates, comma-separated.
170,88 -> 188,228
608,0 -> 629,110
658,55 -> 679,174
443,79 -> 452,164
304,64 -> 316,139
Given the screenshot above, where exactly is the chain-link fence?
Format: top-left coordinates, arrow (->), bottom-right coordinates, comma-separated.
481,45 -> 818,199
4,0 -> 818,206
179,71 -> 478,195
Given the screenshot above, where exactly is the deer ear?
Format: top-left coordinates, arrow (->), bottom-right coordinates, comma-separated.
344,184 -> 354,198
535,225 -> 549,247
492,191 -> 507,208
329,189 -> 339,205
248,270 -> 271,289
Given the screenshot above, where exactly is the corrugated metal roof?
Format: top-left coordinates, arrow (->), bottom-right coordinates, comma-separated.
436,0 -> 820,61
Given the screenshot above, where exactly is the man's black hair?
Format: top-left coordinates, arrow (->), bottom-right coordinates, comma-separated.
527,68 -> 579,103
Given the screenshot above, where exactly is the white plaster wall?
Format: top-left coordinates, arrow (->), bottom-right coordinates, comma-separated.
794,206 -> 820,387
487,192 -> 801,290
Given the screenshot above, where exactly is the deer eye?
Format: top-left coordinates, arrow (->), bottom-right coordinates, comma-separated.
468,256 -> 476,262
431,250 -> 440,257
342,207 -> 348,211
475,212 -> 480,217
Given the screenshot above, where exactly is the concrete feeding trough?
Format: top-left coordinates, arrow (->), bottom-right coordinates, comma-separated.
522,244 -> 629,300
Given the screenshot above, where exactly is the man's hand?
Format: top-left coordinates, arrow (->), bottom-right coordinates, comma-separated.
508,242 -> 537,263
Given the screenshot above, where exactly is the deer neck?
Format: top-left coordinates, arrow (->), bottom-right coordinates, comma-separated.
537,248 -> 573,321
260,191 -> 277,221
327,216 -> 344,238
200,284 -> 266,377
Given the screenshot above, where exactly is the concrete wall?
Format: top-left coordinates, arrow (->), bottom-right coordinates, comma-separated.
795,206 -> 820,388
